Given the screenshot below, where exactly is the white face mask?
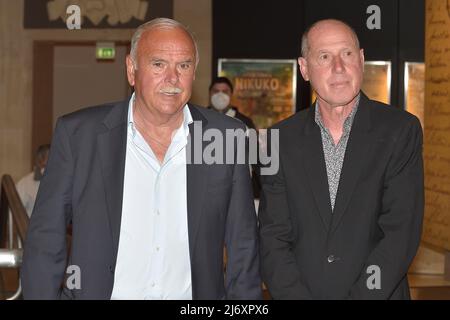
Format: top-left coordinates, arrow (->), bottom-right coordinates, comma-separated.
211,92 -> 231,111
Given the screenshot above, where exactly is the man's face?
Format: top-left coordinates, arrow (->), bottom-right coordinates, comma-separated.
209,83 -> 232,103
210,83 -> 232,97
298,21 -> 364,108
38,152 -> 49,170
126,27 -> 196,117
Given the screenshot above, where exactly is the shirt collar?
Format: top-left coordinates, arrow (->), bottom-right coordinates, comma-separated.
314,93 -> 360,135
127,92 -> 193,139
128,92 -> 137,137
180,101 -> 193,139
225,107 -> 237,118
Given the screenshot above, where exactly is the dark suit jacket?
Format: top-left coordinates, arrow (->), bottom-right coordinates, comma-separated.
259,93 -> 424,299
232,107 -> 256,130
206,106 -> 261,198
21,100 -> 262,300
206,106 -> 256,130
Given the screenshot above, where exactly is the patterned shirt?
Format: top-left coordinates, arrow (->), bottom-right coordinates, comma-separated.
314,96 -> 359,211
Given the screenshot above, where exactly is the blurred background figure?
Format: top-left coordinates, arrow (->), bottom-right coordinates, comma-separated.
208,77 -> 256,130
16,144 -> 50,218
208,77 -> 261,199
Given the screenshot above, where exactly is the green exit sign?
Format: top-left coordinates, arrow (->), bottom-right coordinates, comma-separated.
96,42 -> 115,60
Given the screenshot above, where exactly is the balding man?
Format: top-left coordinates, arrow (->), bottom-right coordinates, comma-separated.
259,19 -> 424,299
21,18 -> 261,300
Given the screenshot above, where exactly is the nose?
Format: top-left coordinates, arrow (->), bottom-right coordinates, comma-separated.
332,55 -> 345,73
165,65 -> 179,85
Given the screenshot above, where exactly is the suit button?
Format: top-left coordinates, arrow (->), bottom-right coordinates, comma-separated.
327,255 -> 335,263
109,265 -> 114,273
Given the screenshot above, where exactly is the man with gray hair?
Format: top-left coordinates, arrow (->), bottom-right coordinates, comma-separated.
259,19 -> 424,299
22,18 -> 261,300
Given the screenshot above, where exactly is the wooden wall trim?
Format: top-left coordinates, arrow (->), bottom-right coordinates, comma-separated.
32,41 -> 54,168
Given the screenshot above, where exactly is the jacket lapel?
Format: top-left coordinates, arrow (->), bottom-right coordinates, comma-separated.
329,93 -> 372,235
97,100 -> 128,263
186,105 -> 209,257
300,106 -> 333,231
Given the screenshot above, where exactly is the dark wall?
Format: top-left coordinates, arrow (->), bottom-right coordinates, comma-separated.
304,0 -> 398,60
398,0 -> 426,106
213,0 -> 424,111
212,0 -> 307,109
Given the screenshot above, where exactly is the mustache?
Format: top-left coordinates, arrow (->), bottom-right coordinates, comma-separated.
160,87 -> 183,94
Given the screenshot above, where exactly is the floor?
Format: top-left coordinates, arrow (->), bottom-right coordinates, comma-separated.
2,270 -> 449,300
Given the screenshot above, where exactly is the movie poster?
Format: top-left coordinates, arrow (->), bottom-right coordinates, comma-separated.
404,62 -> 425,127
218,59 -> 297,129
362,61 -> 391,104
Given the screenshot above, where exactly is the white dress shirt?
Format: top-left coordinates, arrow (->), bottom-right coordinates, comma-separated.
16,172 -> 40,218
111,94 -> 193,300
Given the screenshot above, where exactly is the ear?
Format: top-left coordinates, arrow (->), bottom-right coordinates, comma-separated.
359,48 -> 365,71
126,55 -> 136,87
298,57 -> 310,81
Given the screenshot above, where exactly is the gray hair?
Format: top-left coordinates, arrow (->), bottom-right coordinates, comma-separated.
300,19 -> 360,57
130,17 -> 199,69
